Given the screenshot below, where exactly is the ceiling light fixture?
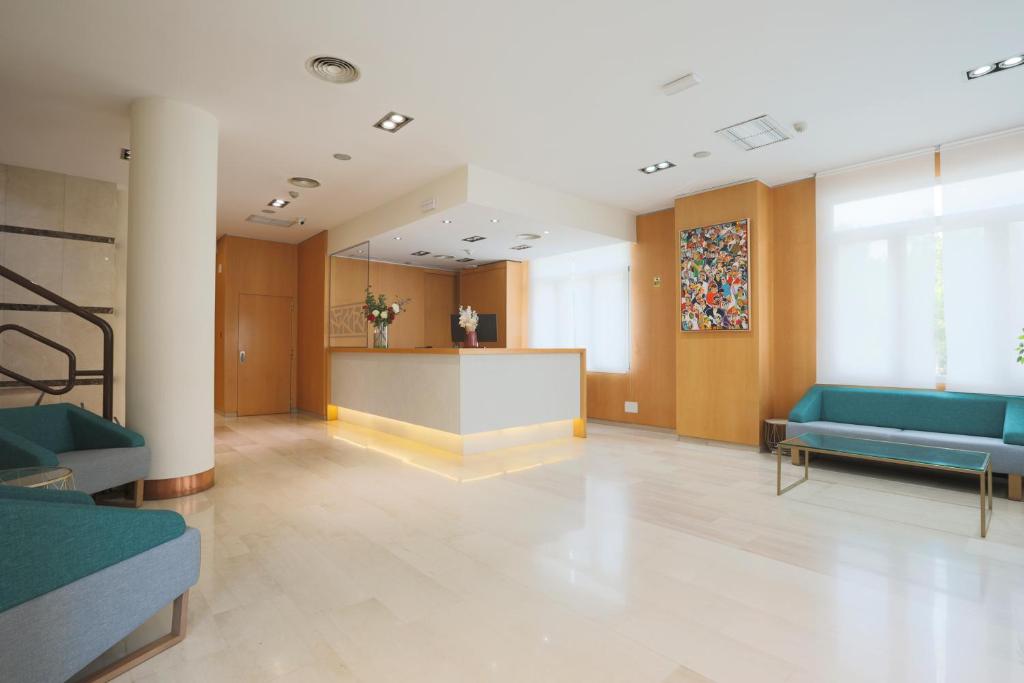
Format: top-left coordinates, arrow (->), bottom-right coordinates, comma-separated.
333,153 -> 352,161
268,198 -> 289,208
374,111 -> 414,133
442,219 -> 453,224
639,160 -> 676,174
490,218 -> 500,223
306,56 -> 360,84
393,236 -> 402,241
661,72 -> 702,96
510,244 -> 532,250
288,177 -> 320,188
411,250 -> 430,256
966,53 -> 1023,79
462,236 -> 486,242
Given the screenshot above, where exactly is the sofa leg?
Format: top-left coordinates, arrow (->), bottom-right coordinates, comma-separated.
133,478 -> 145,507
1009,474 -> 1023,502
791,448 -> 803,466
81,591 -> 189,683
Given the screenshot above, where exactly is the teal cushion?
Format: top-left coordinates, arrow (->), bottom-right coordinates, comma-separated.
1006,400 -> 1024,446
818,387 -> 1007,438
788,386 -> 823,423
0,404 -> 76,453
0,500 -> 186,611
0,427 -> 60,468
0,486 -> 94,506
0,403 -> 145,454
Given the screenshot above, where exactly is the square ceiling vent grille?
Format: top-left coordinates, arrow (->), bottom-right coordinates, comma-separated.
716,115 -> 790,151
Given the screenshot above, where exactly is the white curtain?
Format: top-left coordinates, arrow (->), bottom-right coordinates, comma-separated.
939,130 -> 1024,394
816,152 -> 939,388
529,242 -> 631,373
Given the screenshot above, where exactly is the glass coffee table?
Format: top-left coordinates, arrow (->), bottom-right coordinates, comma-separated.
778,433 -> 992,538
0,466 -> 75,490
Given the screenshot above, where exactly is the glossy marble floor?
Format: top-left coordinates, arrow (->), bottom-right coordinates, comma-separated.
112,414 -> 1024,682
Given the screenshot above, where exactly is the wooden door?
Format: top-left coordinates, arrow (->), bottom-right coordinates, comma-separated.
237,294 -> 293,416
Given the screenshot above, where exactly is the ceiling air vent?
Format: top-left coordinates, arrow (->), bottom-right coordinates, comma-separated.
510,244 -> 532,251
246,214 -> 295,227
305,56 -> 360,84
716,115 -> 790,151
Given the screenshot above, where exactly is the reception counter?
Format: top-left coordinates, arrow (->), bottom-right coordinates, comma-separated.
329,348 -> 586,455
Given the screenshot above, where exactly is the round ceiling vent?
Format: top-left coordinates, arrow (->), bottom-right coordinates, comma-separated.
515,233 -> 542,240
288,177 -> 320,188
305,56 -> 360,84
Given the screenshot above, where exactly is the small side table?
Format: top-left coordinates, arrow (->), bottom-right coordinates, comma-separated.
0,466 -> 75,490
763,418 -> 789,455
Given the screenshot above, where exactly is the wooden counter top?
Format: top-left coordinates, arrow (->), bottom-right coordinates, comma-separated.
329,347 -> 585,355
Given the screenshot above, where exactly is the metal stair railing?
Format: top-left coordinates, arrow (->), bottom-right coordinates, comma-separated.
0,264 -> 114,420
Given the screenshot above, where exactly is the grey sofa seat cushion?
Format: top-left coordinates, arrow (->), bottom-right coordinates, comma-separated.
786,420 -> 903,441
57,445 -> 151,494
0,527 -> 199,683
898,430 -> 1024,475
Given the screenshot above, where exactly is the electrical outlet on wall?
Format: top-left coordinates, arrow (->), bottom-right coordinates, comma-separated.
624,401 -> 639,414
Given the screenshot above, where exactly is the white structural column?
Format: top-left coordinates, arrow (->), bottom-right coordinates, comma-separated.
127,98 -> 218,483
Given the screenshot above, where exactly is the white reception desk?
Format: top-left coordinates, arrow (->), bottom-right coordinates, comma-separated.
330,348 -> 586,456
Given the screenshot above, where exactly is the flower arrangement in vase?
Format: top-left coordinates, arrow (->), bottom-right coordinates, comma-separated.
458,305 -> 480,348
363,287 -> 409,349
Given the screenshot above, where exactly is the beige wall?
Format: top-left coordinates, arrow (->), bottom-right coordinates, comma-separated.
0,164 -> 125,418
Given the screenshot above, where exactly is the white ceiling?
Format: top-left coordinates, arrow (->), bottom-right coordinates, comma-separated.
363,202 -> 621,270
1,0 -> 1022,244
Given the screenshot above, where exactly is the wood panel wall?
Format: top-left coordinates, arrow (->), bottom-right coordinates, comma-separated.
215,236 -> 298,415
457,261 -> 527,348
675,182 -> 773,445
770,178 -> 816,417
587,208 -> 677,428
297,231 -> 328,417
329,258 -> 458,348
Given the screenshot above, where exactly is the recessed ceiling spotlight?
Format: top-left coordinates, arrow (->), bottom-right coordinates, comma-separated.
693,151 -> 711,159
374,111 -> 414,133
490,218 -> 500,223
462,235 -> 486,242
393,236 -> 402,241
640,161 -> 676,174
543,230 -> 551,234
966,54 -> 1023,79
411,250 -> 430,256
333,153 -> 352,161
306,56 -> 360,84
288,177 -> 320,189
288,191 -> 300,199
442,219 -> 453,224
515,233 -> 541,240
269,198 -> 289,208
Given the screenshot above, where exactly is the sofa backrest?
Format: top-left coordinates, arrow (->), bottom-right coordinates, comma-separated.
0,404 -> 76,453
817,387 -> 1007,438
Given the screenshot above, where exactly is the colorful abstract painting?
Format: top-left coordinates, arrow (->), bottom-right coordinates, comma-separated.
679,218 -> 750,331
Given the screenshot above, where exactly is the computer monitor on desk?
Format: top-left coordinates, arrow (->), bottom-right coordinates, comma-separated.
451,313 -> 498,345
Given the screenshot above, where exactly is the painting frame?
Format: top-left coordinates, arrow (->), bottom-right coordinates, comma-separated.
679,218 -> 751,332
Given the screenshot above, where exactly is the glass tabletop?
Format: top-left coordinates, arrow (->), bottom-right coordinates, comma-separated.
780,433 -> 990,472
0,466 -> 74,487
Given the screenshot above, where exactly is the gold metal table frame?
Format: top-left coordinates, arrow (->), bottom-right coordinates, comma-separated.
777,437 -> 993,538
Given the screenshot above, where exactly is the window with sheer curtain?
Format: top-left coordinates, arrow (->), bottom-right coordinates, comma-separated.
528,242 -> 631,373
817,129 -> 1024,394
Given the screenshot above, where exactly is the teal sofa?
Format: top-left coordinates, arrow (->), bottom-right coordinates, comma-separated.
788,385 -> 1024,488
0,403 -> 150,499
0,486 -> 199,682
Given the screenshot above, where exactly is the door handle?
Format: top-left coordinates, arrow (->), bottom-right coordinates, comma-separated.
239,350 -> 246,364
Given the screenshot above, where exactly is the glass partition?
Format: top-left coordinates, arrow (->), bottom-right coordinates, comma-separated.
329,241 -> 370,348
